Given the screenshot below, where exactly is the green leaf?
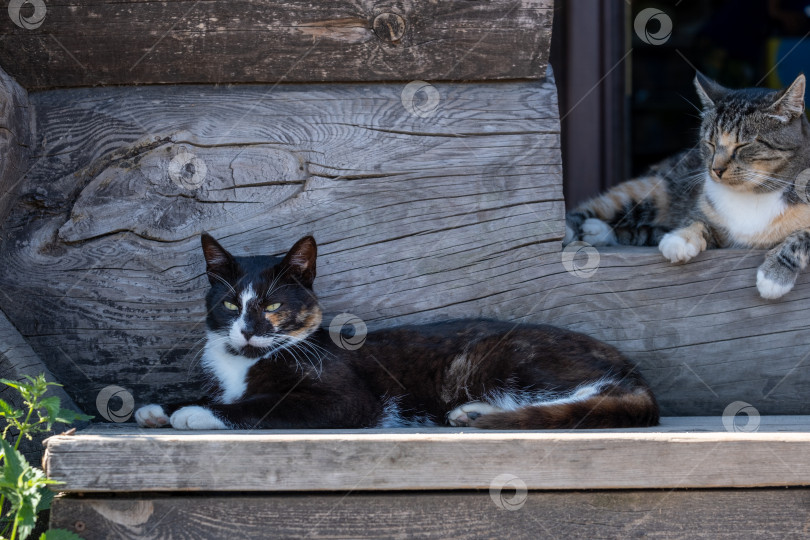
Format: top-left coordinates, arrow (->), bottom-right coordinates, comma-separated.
52,409 -> 92,425
38,397 -> 61,422
0,402 -> 23,430
34,486 -> 54,513
0,399 -> 15,417
0,438 -> 28,488
0,379 -> 22,393
40,529 -> 85,540
16,499 -> 37,540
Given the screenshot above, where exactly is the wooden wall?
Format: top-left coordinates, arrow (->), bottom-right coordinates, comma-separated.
0,0 -> 553,89
0,76 -> 567,415
1,0 -> 809,423
2,74 -> 810,418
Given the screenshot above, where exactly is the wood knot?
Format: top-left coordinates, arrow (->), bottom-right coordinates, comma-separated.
373,13 -> 406,43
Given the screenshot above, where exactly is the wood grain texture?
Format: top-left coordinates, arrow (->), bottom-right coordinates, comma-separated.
0,77 -> 564,415
0,66 -> 32,228
49,490 -> 810,539
42,417 -> 810,492
3,75 -> 810,420
57,490 -> 810,539
0,0 -> 553,90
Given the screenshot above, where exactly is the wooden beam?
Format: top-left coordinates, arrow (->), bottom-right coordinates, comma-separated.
0,78 -> 564,416
0,66 -> 32,229
42,417 -> 810,492
0,0 -> 553,90
49,490 -> 810,538
3,76 -> 810,421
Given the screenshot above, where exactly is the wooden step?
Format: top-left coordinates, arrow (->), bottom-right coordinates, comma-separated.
48,490 -> 810,539
44,416 -> 810,493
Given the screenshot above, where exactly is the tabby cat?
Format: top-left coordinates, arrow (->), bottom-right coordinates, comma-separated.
565,73 -> 810,299
135,234 -> 658,430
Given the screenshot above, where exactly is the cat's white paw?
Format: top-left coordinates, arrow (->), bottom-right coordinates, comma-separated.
756,269 -> 794,299
448,402 -> 505,427
580,218 -> 617,246
658,233 -> 701,263
134,404 -> 169,428
170,406 -> 228,430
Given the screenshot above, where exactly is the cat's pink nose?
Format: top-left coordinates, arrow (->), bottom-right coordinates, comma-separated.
712,166 -> 727,178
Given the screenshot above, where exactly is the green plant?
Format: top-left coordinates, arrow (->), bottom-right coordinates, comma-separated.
0,375 -> 92,540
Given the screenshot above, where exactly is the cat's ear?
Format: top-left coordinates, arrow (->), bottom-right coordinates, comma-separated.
767,74 -> 806,123
282,236 -> 317,287
693,72 -> 727,109
201,233 -> 237,284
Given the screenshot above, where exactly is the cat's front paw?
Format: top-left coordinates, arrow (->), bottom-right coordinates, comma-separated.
447,402 -> 505,427
658,232 -> 702,263
134,404 -> 169,428
756,258 -> 797,299
170,406 -> 228,430
580,218 -> 617,246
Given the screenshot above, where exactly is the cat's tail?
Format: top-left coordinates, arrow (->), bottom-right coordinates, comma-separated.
470,387 -> 659,430
565,176 -> 672,248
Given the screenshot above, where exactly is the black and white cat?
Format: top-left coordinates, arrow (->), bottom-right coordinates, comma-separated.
135,234 -> 659,430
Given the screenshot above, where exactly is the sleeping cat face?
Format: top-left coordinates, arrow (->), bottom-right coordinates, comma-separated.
695,72 -> 807,192
201,234 -> 323,359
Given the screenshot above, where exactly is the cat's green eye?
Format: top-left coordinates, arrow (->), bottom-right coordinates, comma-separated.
223,301 -> 239,311
265,303 -> 282,312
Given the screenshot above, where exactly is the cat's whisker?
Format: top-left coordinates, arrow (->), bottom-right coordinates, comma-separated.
289,339 -> 327,375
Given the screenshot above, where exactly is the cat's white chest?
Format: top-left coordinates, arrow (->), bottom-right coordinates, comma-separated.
704,179 -> 786,241
201,332 -> 260,404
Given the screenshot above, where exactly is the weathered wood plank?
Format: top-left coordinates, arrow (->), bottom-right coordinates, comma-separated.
0,66 -> 32,229
0,0 -> 553,90
0,78 -> 564,415
49,491 -> 810,539
42,417 -> 810,492
3,75 -> 810,420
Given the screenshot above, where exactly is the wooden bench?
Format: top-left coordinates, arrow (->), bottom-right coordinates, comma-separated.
1,0 -> 810,536
44,418 -> 810,535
